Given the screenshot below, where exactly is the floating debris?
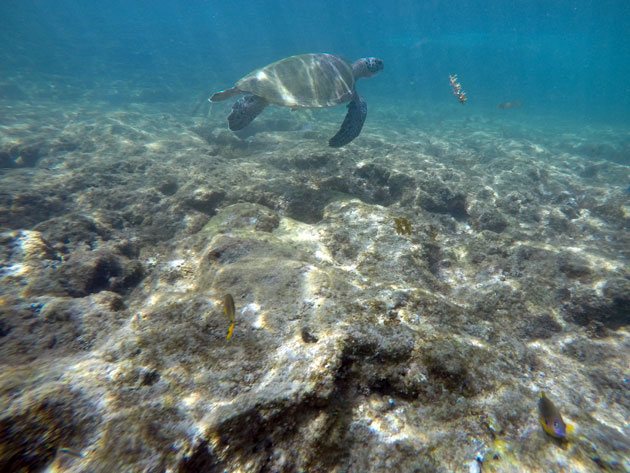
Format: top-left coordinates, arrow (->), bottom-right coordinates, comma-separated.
538,391 -> 571,439
393,217 -> 412,235
449,74 -> 467,104
223,294 -> 236,340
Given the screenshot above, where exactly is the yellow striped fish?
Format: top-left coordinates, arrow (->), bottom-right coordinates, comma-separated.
538,391 -> 572,439
223,294 -> 236,340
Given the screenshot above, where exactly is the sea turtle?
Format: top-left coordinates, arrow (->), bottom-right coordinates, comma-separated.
210,53 -> 384,147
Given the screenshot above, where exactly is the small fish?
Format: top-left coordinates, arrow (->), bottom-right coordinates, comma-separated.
223,294 -> 236,340
58,447 -> 85,458
538,391 -> 569,439
498,100 -> 522,110
449,73 -> 468,104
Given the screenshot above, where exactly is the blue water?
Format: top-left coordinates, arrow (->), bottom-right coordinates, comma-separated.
1,0 -> 629,125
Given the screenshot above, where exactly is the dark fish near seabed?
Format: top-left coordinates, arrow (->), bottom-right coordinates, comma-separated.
538,391 -> 569,439
223,294 -> 236,340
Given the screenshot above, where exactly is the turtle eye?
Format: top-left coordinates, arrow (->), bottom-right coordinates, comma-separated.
366,58 -> 383,72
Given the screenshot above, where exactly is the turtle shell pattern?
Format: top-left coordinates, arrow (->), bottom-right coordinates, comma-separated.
235,53 -> 355,108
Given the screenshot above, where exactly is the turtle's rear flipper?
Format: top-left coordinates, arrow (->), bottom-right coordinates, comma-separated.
228,95 -> 268,131
329,94 -> 367,147
211,87 -> 242,102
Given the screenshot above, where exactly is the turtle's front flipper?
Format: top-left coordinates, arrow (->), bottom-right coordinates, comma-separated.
228,95 -> 268,131
329,94 -> 367,147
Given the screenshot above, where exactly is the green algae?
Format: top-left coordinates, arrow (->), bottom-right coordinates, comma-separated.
393,217 -> 412,236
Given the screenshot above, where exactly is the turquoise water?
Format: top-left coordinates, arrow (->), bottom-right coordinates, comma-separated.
2,0 -> 629,128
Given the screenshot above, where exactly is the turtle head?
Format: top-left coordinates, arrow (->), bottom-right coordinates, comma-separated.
352,57 -> 384,79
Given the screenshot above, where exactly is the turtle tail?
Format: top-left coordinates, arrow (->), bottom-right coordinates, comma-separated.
210,87 -> 242,102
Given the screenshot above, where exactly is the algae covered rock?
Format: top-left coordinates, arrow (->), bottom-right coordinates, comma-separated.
0,102 -> 629,472
59,246 -> 144,297
565,278 -> 630,329
199,202 -> 280,234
